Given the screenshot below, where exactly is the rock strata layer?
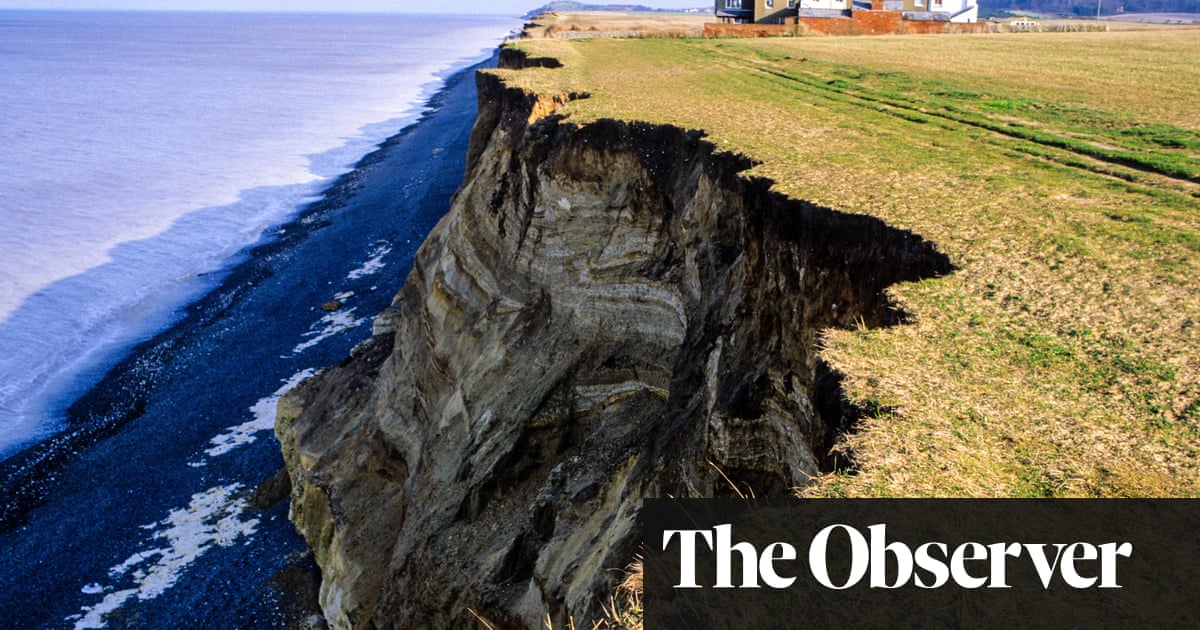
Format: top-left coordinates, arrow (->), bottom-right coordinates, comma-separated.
277,52 -> 952,629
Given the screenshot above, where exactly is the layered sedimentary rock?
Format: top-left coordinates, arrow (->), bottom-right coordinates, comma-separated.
276,52 -> 951,628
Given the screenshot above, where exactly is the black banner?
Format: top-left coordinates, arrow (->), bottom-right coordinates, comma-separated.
644,499 -> 1200,628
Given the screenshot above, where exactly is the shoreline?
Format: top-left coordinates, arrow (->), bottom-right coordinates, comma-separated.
0,10 -> 516,461
0,50 -> 496,627
0,52 -> 490,529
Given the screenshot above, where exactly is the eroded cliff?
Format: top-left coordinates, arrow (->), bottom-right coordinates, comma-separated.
276,52 -> 951,628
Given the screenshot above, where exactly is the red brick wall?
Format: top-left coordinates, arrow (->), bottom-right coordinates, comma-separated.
795,16 -> 854,35
795,12 -> 902,35
852,9 -> 903,34
901,20 -> 988,33
793,13 -> 987,35
703,23 -> 792,36
707,16 -> 987,37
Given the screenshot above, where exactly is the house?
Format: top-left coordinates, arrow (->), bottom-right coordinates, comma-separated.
798,0 -> 850,12
714,0 -> 799,24
880,0 -> 979,23
1007,15 -> 1040,28
713,0 -> 977,26
924,0 -> 978,23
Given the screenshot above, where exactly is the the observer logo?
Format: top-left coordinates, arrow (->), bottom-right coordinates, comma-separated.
662,523 -> 1133,590
645,500 -> 1200,627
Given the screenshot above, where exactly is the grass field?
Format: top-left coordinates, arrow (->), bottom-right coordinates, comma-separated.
499,26 -> 1200,498
523,11 -> 710,38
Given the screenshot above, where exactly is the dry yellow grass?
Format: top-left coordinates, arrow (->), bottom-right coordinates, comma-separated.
498,25 -> 1200,499
747,31 -> 1200,129
1043,17 -> 1200,30
523,11 -> 709,39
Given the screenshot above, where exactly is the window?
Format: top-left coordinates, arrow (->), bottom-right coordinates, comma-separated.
726,0 -> 742,7
766,0 -> 775,6
788,0 -> 797,6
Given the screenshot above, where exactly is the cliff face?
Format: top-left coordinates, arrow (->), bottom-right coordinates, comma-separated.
276,56 -> 951,628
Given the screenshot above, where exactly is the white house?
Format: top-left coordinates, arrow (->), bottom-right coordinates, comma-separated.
799,0 -> 851,11
928,0 -> 978,22
1007,15 -> 1040,27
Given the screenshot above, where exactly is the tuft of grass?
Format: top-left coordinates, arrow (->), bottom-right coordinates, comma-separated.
597,558 -> 643,630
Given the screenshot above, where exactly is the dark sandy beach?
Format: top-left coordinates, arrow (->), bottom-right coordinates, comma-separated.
0,52 -> 494,628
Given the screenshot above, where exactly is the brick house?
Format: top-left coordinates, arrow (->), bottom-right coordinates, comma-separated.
714,0 -> 977,25
908,0 -> 979,23
714,0 -> 799,24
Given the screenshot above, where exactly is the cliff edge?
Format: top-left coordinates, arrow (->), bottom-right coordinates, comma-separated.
276,49 -> 951,628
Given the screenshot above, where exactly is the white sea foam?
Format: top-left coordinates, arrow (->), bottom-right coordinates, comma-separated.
202,368 -> 316,459
0,12 -> 519,459
291,309 -> 367,355
72,366 -> 319,622
347,243 -> 393,280
69,484 -> 259,629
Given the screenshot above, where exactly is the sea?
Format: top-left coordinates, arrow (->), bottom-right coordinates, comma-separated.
0,10 -> 514,458
0,10 -> 518,627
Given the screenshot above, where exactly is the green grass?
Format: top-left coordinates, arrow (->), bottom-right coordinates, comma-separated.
500,30 -> 1200,497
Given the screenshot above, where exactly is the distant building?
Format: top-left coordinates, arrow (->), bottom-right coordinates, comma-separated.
1007,15 -> 1040,27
